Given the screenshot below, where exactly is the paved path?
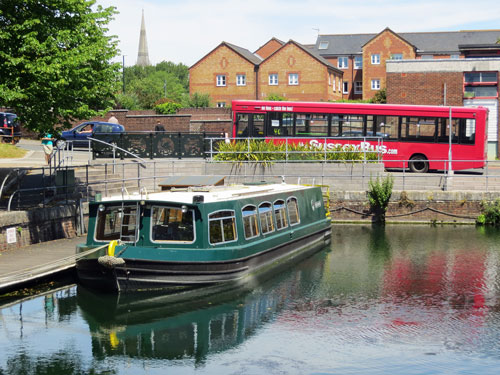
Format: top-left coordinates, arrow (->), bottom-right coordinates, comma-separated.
0,236 -> 86,293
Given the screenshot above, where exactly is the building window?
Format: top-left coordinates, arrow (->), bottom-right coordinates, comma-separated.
343,82 -> 349,94
217,102 -> 226,108
354,81 -> 362,94
464,71 -> 498,98
391,53 -> 403,60
288,73 -> 299,85
338,81 -> 341,92
371,54 -> 380,65
236,74 -> 246,86
319,41 -> 329,50
338,56 -> 348,69
450,54 -> 460,59
421,55 -> 433,60
354,56 -> 362,69
269,73 -> 278,85
371,79 -> 380,90
216,75 -> 226,86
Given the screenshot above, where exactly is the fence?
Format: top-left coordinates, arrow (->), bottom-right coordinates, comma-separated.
91,132 -> 221,159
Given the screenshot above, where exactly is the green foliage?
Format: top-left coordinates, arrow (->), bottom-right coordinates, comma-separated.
155,101 -> 182,114
334,99 -> 372,103
114,92 -> 140,110
183,92 -> 212,108
367,175 -> 394,223
212,140 -> 378,164
0,0 -> 121,134
122,62 -> 189,109
477,199 -> 500,226
370,88 -> 387,104
266,93 -> 286,101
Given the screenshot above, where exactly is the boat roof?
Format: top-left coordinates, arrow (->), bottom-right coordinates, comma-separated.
99,183 -> 312,205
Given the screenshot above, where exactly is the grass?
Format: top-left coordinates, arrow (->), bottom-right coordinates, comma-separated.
0,143 -> 27,158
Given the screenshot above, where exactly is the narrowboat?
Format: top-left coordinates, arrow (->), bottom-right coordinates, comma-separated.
75,182 -> 331,293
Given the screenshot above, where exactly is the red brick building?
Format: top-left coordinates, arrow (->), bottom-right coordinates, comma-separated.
189,39 -> 343,105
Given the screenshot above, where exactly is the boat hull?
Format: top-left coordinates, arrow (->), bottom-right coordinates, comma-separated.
76,227 -> 331,293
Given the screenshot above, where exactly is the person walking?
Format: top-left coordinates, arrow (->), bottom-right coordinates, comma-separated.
41,133 -> 53,165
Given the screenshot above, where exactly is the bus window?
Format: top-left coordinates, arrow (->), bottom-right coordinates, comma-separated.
461,119 -> 475,144
331,115 -> 341,136
341,115 -> 364,137
295,114 -> 310,136
268,112 -> 293,136
282,113 -> 294,136
438,118 -> 459,144
378,116 -> 399,140
401,117 -> 437,142
236,114 -> 249,137
309,114 -> 328,136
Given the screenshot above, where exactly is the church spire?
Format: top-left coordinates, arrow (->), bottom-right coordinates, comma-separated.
136,9 -> 151,66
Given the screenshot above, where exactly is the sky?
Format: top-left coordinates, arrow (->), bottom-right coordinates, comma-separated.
94,0 -> 500,67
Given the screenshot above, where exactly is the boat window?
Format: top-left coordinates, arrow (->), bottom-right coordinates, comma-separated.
259,202 -> 275,234
209,210 -> 237,245
242,205 -> 259,239
287,197 -> 300,225
95,204 -> 138,242
273,200 -> 288,230
151,206 -> 194,243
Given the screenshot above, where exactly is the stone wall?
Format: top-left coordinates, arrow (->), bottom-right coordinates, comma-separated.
330,190 -> 495,224
0,204 -> 88,252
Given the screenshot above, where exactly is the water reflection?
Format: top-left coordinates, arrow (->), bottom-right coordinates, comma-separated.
77,250 -> 329,364
2,226 -> 500,374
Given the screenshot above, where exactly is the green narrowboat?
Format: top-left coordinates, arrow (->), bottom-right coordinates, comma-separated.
75,183 -> 331,292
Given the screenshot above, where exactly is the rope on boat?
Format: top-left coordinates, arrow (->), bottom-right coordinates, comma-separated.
331,206 -> 476,220
0,244 -> 109,283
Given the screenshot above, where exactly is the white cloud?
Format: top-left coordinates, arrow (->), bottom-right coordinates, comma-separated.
95,0 -> 500,66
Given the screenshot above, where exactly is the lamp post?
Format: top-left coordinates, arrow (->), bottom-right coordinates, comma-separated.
122,55 -> 126,94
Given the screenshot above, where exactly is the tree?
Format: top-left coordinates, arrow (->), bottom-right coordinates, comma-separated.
266,93 -> 286,101
183,92 -> 211,108
0,0 -> 121,135
371,88 -> 387,104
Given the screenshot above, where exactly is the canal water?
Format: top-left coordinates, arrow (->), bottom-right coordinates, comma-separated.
1,225 -> 500,375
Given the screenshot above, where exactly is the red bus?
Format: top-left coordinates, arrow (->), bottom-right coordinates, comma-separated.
231,100 -> 488,173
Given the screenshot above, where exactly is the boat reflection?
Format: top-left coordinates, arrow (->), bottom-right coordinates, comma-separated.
77,249 -> 329,363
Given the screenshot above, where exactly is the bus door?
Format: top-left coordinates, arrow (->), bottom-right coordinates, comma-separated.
234,113 -> 265,137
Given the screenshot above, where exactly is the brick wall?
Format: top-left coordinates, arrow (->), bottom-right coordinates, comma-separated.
255,39 -> 283,59
387,71 -> 463,106
362,29 -> 416,100
259,42 -> 343,101
189,44 -> 258,106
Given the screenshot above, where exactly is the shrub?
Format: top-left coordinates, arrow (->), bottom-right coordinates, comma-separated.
155,101 -> 182,114
367,175 -> 394,224
212,140 -> 378,164
477,199 -> 500,226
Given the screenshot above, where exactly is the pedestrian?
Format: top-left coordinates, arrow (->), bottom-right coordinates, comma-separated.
41,133 -> 53,165
154,121 -> 165,132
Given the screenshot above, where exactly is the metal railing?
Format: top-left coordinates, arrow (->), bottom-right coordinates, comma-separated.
3,155 -> 500,211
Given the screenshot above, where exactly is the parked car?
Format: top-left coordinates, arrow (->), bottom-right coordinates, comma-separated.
0,112 -> 22,144
61,121 -> 124,148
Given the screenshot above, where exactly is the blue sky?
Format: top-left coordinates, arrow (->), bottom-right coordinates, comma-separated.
95,0 -> 500,66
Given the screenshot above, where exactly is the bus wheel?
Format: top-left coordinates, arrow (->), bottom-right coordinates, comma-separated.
409,155 -> 429,173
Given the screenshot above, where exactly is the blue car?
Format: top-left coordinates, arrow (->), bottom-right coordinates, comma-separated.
61,121 -> 124,148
